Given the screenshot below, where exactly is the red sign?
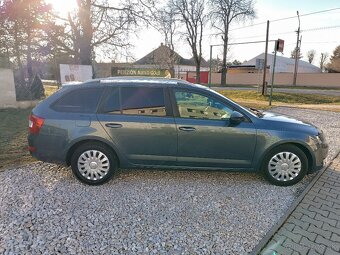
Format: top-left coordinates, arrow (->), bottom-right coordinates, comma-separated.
276,39 -> 284,53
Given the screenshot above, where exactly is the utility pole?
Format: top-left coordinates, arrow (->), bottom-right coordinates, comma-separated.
269,40 -> 278,106
262,20 -> 270,95
293,11 -> 301,86
209,45 -> 213,88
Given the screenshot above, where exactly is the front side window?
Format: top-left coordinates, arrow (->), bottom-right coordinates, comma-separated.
52,87 -> 103,113
174,90 -> 233,120
121,87 -> 166,116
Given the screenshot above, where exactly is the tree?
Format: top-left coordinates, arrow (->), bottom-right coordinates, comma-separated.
172,0 -> 206,83
319,52 -> 329,72
290,48 -> 303,59
306,49 -> 316,64
327,45 -> 340,73
154,2 -> 179,77
209,0 -> 255,86
48,0 -> 151,67
0,0 -> 52,99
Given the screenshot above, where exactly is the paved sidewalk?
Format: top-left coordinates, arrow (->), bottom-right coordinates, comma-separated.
260,154 -> 340,255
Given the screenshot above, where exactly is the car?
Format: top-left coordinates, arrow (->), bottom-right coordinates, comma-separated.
28,77 -> 328,186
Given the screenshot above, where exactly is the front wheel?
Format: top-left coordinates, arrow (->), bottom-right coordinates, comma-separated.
262,145 -> 308,186
71,142 -> 117,185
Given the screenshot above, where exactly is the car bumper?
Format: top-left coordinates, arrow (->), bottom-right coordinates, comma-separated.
308,141 -> 328,174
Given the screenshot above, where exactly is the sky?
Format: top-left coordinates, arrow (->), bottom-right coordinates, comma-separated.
127,0 -> 340,66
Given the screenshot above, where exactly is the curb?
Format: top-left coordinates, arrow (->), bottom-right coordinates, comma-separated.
249,150 -> 340,255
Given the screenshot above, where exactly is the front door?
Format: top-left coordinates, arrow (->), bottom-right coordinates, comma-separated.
172,89 -> 256,169
97,86 -> 177,166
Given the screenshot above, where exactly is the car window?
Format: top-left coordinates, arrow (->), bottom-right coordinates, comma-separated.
52,87 -> 103,113
121,87 -> 166,116
174,90 -> 233,120
100,88 -> 121,114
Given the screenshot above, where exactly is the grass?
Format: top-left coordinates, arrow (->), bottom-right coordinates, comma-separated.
0,107 -> 36,170
219,90 -> 340,110
0,85 -> 59,170
44,85 -> 60,97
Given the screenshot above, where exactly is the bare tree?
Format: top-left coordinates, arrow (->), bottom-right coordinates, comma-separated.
48,0 -> 152,66
209,0 -> 255,86
306,49 -> 316,64
172,0 -> 206,83
319,52 -> 329,72
153,2 -> 179,77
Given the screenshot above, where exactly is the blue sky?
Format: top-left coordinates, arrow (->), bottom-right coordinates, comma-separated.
119,0 -> 340,67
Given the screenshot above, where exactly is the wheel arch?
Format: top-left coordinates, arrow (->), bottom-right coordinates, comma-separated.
256,141 -> 315,173
65,138 -> 121,167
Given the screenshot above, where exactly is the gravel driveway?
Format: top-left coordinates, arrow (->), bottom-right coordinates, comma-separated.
0,107 -> 339,254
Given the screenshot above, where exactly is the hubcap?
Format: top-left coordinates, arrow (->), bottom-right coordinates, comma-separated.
77,150 -> 110,180
268,152 -> 302,182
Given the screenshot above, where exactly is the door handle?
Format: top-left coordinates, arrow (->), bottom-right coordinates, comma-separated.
179,126 -> 196,132
105,123 -> 122,128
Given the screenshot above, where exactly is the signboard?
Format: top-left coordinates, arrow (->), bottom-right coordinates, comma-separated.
276,39 -> 284,53
60,64 -> 93,85
255,58 -> 265,70
111,67 -> 171,78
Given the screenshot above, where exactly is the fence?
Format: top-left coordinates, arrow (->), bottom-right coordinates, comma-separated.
209,72 -> 340,88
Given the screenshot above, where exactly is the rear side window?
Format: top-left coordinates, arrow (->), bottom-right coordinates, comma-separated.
121,87 -> 166,116
52,87 -> 103,113
100,88 -> 120,114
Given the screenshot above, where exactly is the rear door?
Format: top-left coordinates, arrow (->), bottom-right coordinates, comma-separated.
97,85 -> 177,166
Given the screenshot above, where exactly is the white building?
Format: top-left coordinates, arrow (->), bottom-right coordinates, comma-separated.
243,53 -> 321,73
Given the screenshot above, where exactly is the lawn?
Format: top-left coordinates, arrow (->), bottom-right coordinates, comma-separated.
219,90 -> 340,110
0,107 -> 36,170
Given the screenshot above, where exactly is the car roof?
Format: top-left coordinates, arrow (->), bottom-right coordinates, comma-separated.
78,76 -> 203,88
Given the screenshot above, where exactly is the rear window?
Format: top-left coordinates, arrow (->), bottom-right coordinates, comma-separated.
52,87 -> 103,113
121,87 -> 166,116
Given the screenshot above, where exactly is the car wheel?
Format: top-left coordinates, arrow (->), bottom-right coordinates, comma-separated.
262,145 -> 308,186
71,142 -> 117,185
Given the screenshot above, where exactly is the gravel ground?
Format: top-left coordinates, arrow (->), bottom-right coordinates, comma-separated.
0,107 -> 339,255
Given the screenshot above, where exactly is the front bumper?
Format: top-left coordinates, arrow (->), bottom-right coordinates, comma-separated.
308,140 -> 328,174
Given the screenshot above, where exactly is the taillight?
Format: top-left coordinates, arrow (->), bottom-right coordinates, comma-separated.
29,114 -> 44,134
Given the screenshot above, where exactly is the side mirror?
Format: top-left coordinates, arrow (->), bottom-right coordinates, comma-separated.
230,111 -> 245,125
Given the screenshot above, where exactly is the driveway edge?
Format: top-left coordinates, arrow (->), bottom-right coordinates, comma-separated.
249,151 -> 340,255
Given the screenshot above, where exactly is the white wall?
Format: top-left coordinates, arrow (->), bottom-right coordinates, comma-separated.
0,68 -> 17,108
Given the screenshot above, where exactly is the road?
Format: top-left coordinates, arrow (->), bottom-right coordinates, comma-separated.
212,86 -> 340,96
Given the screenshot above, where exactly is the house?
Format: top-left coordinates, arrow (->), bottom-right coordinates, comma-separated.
241,53 -> 321,73
134,43 -> 209,79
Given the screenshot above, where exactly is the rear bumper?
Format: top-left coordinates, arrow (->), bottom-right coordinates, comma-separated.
28,134 -> 67,165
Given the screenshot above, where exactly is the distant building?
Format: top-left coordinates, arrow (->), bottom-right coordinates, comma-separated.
241,53 -> 321,73
134,43 -> 209,79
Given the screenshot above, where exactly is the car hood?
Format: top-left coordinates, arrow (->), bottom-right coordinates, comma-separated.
261,111 -> 314,126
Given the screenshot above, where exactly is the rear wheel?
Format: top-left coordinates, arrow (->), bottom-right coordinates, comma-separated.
71,142 -> 117,185
262,145 -> 308,186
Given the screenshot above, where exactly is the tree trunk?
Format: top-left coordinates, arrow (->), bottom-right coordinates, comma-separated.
14,22 -> 25,84
78,0 -> 93,65
195,61 -> 201,84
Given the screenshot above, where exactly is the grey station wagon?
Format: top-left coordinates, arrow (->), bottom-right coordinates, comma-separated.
28,77 -> 328,186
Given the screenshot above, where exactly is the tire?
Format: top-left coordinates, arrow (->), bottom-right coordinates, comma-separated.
262,144 -> 308,186
71,142 -> 117,185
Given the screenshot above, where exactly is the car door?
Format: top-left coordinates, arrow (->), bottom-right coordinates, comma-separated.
171,88 -> 257,169
97,85 -> 177,166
